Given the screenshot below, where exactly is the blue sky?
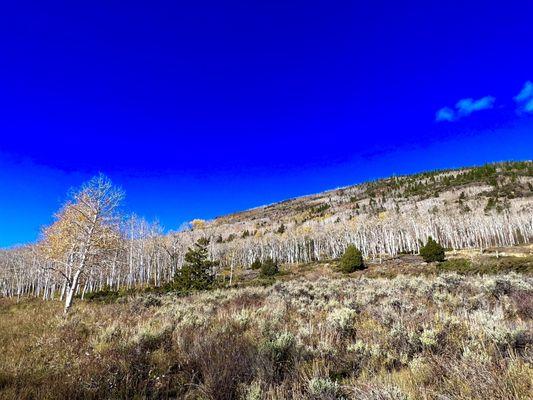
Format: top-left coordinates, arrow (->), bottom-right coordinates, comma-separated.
1,1 -> 532,247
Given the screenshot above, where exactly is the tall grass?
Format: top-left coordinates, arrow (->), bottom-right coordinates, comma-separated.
1,272 -> 532,399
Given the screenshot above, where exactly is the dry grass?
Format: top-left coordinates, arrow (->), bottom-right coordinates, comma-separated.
1,271 -> 532,399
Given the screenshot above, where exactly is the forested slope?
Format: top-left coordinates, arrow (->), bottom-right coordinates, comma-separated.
1,161 -> 532,298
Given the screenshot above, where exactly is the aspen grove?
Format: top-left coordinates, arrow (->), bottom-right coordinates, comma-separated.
1,162 -> 532,301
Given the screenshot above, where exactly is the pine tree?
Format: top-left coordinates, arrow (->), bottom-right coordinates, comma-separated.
260,258 -> 279,276
339,245 -> 364,273
419,236 -> 445,263
251,257 -> 262,270
173,238 -> 218,291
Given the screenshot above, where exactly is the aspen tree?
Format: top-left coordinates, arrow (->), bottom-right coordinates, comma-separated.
40,174 -> 124,313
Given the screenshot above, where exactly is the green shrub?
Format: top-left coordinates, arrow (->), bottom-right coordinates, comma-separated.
260,332 -> 296,381
437,256 -> 533,274
260,258 -> 279,277
437,258 -> 472,273
339,245 -> 364,273
420,237 -> 445,263
308,377 -> 342,399
84,287 -> 121,303
251,257 -> 262,270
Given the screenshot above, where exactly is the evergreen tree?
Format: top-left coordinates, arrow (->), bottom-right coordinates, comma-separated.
251,257 -> 262,270
339,245 -> 364,273
260,258 -> 279,276
419,236 -> 445,263
484,198 -> 497,213
173,238 -> 218,291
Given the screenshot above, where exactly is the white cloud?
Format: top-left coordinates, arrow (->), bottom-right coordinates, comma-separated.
514,81 -> 533,114
455,96 -> 495,116
524,99 -> 533,113
436,95 -> 495,122
435,107 -> 456,122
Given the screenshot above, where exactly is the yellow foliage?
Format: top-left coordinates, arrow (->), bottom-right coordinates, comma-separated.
40,200 -> 121,263
191,219 -> 206,230
378,211 -> 389,220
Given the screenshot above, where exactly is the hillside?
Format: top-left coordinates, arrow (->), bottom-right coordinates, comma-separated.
0,162 -> 532,399
1,161 -> 532,298
192,161 -> 533,264
216,162 -> 532,226
209,161 -> 532,234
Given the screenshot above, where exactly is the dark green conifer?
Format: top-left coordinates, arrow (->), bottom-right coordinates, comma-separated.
339,245 -> 364,273
419,236 -> 445,263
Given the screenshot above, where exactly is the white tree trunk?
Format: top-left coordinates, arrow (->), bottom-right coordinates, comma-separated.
64,268 -> 82,314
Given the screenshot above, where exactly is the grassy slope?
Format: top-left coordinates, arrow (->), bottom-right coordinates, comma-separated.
1,247 -> 532,400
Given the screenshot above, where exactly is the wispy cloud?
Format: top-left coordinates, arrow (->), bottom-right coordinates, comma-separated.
435,107 -> 456,122
514,81 -> 533,114
456,96 -> 495,116
436,95 -> 495,122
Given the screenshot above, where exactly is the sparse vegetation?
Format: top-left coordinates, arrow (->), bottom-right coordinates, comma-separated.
1,270 -> 531,399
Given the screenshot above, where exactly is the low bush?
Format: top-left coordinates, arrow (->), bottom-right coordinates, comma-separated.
308,377 -> 343,399
437,258 -> 472,273
84,288 -> 121,303
260,331 -> 297,382
437,256 -> 533,274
